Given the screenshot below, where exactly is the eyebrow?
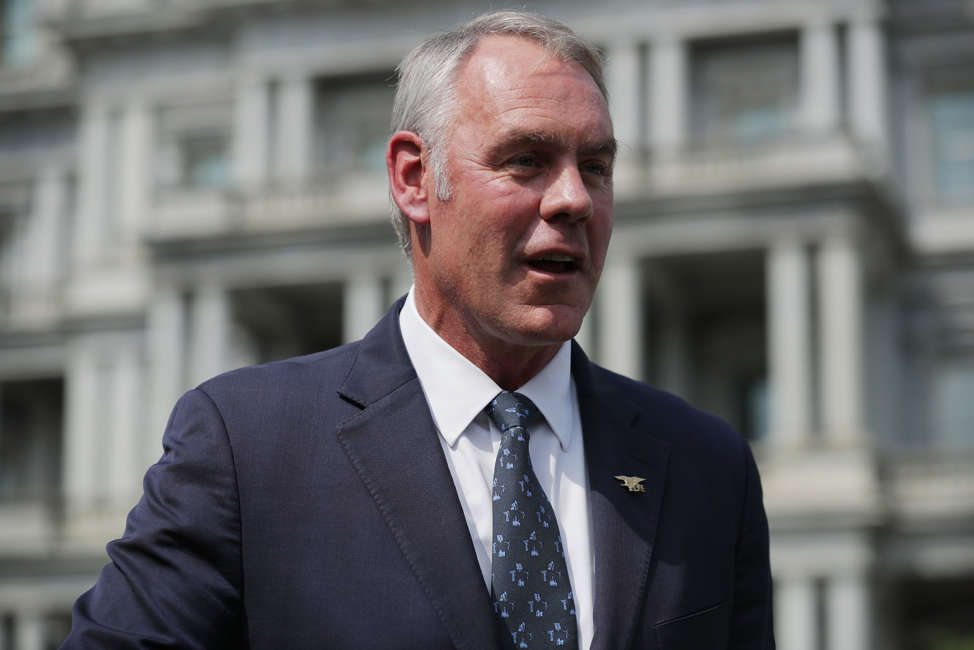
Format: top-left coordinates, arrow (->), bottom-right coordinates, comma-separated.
487,129 -> 618,159
580,138 -> 618,158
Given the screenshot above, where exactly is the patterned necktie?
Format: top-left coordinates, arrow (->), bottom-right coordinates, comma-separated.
486,391 -> 578,649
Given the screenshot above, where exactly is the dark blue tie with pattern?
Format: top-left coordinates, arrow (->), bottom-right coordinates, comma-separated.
487,391 -> 578,649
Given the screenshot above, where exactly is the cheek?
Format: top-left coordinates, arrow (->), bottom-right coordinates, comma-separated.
474,215 -> 529,261
588,217 -> 613,265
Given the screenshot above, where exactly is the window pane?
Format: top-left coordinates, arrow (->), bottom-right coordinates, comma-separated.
155,102 -> 232,192
744,375 -> 769,441
0,379 -> 63,503
182,133 -> 229,189
1,0 -> 35,65
934,362 -> 974,449
931,89 -> 974,203
691,33 -> 799,143
315,74 -> 394,174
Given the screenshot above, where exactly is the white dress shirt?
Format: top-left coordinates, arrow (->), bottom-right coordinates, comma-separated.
399,289 -> 594,650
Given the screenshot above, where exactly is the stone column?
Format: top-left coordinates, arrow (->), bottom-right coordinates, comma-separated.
233,75 -> 270,191
597,253 -> 643,380
800,19 -> 840,134
574,312 -> 594,357
15,164 -> 63,323
119,100 -> 150,245
63,339 -> 99,515
390,264 -> 414,304
31,166 -> 63,283
110,336 -> 143,507
848,17 -> 888,151
776,575 -> 816,650
190,284 -> 231,386
658,292 -> 689,398
14,610 -> 45,650
76,103 -> 110,265
818,235 -> 864,445
767,239 -> 812,446
649,36 -> 686,159
147,287 -> 185,467
827,574 -> 870,650
343,275 -> 384,343
605,41 -> 641,170
276,74 -> 314,186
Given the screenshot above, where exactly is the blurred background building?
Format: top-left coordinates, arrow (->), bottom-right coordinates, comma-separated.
0,0 -> 972,647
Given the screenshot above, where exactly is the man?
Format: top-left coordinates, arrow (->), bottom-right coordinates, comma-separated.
64,11 -> 774,650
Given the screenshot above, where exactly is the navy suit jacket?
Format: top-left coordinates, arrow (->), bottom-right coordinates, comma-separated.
64,299 -> 774,649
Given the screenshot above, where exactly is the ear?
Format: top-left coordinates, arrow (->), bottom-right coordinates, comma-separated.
387,130 -> 430,225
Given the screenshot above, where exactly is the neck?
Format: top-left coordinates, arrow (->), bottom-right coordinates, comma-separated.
412,290 -> 562,391
447,337 -> 560,392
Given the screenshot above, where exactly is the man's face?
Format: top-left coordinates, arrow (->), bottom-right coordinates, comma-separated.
412,35 -> 615,359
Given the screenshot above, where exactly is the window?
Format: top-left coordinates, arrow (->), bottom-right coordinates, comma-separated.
230,283 -> 344,365
314,73 -> 394,175
155,102 -> 231,191
180,132 -> 230,189
0,378 -> 63,504
934,361 -> 974,449
690,33 -> 799,143
742,375 -> 769,441
930,87 -> 974,204
1,0 -> 35,66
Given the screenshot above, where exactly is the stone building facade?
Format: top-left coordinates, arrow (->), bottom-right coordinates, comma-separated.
0,0 -> 972,647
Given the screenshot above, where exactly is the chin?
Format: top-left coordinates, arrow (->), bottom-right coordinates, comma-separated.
514,304 -> 587,344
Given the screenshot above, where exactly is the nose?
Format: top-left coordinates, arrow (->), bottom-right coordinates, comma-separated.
539,163 -> 593,223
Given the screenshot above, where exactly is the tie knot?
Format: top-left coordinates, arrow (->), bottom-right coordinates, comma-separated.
485,391 -> 541,432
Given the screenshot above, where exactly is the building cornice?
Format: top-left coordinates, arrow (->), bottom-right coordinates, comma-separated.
44,0 -> 367,52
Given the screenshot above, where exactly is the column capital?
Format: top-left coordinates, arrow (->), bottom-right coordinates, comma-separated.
651,32 -> 682,47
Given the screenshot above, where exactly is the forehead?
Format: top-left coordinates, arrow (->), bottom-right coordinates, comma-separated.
453,35 -> 612,141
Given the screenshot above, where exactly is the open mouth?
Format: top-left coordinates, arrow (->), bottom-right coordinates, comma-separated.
526,254 -> 579,274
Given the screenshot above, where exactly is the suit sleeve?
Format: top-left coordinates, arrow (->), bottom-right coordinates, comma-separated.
62,389 -> 246,649
729,441 -> 776,650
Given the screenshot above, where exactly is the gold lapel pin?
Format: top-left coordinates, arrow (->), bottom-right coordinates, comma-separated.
614,475 -> 646,493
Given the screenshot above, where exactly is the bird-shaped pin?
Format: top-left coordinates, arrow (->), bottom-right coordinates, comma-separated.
614,475 -> 646,493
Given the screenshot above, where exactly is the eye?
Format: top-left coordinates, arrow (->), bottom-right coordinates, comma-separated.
581,159 -> 612,178
510,153 -> 541,168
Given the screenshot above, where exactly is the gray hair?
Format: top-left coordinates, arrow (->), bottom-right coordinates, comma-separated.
389,11 -> 607,257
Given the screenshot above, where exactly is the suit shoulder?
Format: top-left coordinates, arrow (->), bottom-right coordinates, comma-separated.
586,362 -> 747,456
195,340 -> 360,406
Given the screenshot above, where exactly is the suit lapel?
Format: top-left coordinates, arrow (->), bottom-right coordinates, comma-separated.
573,344 -> 670,650
336,302 -> 500,650
332,307 -> 669,650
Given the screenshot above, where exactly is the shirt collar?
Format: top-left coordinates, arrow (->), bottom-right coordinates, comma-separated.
399,288 -> 575,451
